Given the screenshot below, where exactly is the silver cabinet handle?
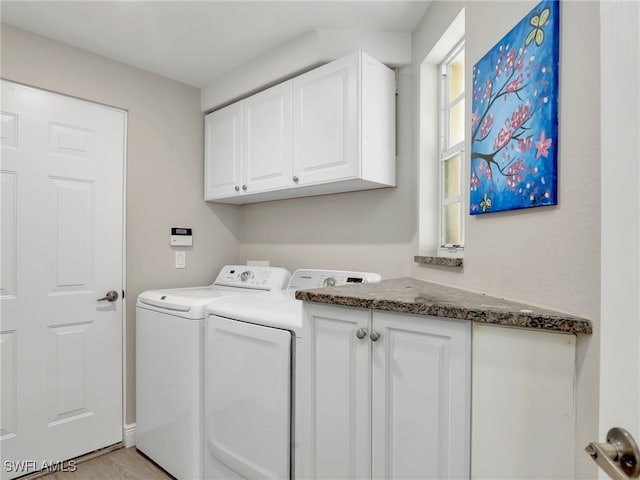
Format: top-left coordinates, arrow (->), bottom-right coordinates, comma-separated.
355,328 -> 368,340
370,330 -> 381,342
235,185 -> 240,192
586,427 -> 640,480
97,290 -> 119,302
292,176 -> 299,183
242,185 -> 247,191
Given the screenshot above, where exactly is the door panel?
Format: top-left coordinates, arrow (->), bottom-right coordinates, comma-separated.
372,312 -> 471,480
1,172 -> 17,297
293,55 -> 360,185
0,331 -> 17,438
204,103 -> 242,200
205,316 -> 291,479
243,82 -> 293,192
304,304 -> 371,480
0,81 -> 124,479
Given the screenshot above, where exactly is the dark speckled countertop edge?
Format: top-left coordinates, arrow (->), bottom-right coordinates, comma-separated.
295,277 -> 593,335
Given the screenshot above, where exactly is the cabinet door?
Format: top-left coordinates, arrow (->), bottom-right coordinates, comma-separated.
243,82 -> 293,193
204,103 -> 242,200
302,304 -> 371,479
371,312 -> 471,480
293,54 -> 360,185
471,325 -> 575,479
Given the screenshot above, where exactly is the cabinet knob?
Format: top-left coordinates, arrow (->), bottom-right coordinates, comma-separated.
355,328 -> 368,340
370,330 -> 381,342
242,185 -> 247,191
235,185 -> 240,192
292,176 -> 299,183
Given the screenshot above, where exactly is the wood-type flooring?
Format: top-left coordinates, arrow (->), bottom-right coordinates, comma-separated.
28,447 -> 174,480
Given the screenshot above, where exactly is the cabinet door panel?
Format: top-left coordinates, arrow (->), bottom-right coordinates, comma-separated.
293,54 -> 359,185
303,304 -> 371,479
204,103 -> 242,200
372,312 -> 471,480
471,325 -> 575,479
243,82 -> 293,192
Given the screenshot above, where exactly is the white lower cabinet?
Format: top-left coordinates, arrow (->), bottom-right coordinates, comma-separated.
471,324 -> 576,479
300,304 -> 471,479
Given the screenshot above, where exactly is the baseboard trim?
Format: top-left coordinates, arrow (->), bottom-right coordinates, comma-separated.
123,423 -> 136,448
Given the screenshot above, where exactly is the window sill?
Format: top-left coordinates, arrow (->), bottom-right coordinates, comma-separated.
414,255 -> 464,268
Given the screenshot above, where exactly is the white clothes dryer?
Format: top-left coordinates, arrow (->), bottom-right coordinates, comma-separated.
136,265 -> 290,480
203,269 -> 381,480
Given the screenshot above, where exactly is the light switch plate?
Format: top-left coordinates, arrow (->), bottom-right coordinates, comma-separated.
175,251 -> 186,269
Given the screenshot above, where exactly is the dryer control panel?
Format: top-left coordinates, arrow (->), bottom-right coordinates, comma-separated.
287,269 -> 382,291
214,265 -> 291,291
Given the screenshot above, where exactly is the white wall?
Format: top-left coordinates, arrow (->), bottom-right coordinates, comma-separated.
0,24 -> 243,424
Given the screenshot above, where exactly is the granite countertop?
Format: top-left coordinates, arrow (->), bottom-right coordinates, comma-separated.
295,277 -> 593,335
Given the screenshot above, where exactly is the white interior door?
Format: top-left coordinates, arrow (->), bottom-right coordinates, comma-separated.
1,81 -> 125,479
595,2 -> 640,479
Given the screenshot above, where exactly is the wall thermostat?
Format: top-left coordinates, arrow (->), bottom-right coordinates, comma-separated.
170,227 -> 193,247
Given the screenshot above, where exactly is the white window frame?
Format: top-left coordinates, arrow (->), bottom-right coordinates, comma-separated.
438,40 -> 465,256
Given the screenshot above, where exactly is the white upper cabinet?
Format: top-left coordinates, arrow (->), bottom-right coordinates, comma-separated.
204,102 -> 242,200
292,54 -> 359,185
204,51 -> 396,204
243,82 -> 293,194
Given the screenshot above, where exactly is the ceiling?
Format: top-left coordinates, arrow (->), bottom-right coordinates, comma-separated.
1,1 -> 430,88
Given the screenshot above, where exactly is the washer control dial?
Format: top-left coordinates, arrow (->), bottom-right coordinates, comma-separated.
323,277 -> 336,287
240,270 -> 252,282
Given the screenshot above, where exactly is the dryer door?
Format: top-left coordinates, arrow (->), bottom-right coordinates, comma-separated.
205,315 -> 292,479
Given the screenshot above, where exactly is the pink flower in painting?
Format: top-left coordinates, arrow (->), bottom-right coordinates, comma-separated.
510,102 -> 531,130
505,48 -> 517,71
535,130 -> 553,158
493,126 -> 512,151
470,172 -> 480,191
485,165 -> 493,181
506,160 -> 526,189
480,115 -> 494,138
484,78 -> 493,99
506,74 -> 524,93
517,135 -> 533,152
471,110 -> 480,131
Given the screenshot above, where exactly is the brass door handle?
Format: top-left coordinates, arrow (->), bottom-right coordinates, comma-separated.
586,427 -> 640,480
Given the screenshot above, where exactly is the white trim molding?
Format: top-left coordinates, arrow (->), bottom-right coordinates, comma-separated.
123,423 -> 136,448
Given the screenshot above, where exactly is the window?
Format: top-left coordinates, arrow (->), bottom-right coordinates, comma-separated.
417,8 -> 464,259
439,42 -> 465,252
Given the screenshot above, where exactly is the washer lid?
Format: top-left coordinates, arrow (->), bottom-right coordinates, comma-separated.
137,286 -> 247,319
206,291 -> 303,334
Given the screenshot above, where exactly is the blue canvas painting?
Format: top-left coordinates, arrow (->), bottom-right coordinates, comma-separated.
470,0 -> 559,215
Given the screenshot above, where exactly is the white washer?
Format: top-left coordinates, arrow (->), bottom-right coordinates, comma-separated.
136,265 -> 291,480
203,269 -> 381,479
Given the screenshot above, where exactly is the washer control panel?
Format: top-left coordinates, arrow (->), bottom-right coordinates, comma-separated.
214,265 -> 291,291
288,269 -> 382,291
